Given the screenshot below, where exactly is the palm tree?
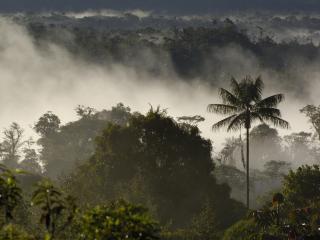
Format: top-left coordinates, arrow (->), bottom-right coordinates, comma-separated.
32,180 -> 65,239
272,192 -> 284,226
0,164 -> 23,223
31,180 -> 77,240
207,76 -> 289,209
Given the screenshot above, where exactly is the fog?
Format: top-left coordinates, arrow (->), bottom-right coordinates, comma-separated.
65,9 -> 152,19
0,17 -> 317,153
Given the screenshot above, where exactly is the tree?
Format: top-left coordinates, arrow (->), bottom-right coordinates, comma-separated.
177,115 -> 205,126
0,166 -> 22,224
31,180 -> 76,239
93,108 -> 216,226
207,76 -> 289,209
272,193 -> 284,226
283,165 -> 320,207
250,124 -> 279,141
67,108 -> 246,229
75,105 -> 97,119
19,139 -> 41,175
96,103 -> 132,126
284,132 -> 315,165
214,165 -> 247,204
219,137 -> 245,168
263,160 -> 291,178
36,104 -> 132,178
0,123 -> 25,169
189,200 -> 220,240
34,112 -> 61,137
224,171 -> 320,239
250,124 -> 285,169
300,105 -> 320,140
78,200 -> 159,240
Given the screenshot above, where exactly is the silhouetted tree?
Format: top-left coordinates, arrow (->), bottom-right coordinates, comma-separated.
67,108 -> 246,229
208,76 -> 289,209
36,104 -> 132,178
301,105 -> 320,140
75,105 -> 97,119
34,112 -> 61,137
20,139 -> 41,175
0,123 -> 25,169
264,160 -> 291,178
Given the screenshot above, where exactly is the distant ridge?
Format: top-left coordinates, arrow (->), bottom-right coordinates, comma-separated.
0,0 -> 320,14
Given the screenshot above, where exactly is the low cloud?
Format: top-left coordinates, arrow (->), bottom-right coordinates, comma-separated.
0,17 -> 316,155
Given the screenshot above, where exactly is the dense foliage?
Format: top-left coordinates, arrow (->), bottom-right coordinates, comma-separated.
0,97 -> 317,239
283,165 -> 320,207
78,200 -> 159,240
0,104 -> 250,239
66,108 -> 246,230
35,103 -> 132,178
223,166 -> 320,239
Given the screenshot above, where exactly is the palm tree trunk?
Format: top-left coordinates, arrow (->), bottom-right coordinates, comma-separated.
246,127 -> 250,209
276,204 -> 280,226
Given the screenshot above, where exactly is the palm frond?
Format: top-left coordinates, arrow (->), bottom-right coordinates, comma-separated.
238,76 -> 263,103
227,113 -> 247,131
211,114 -> 237,131
256,94 -> 285,108
230,77 -> 241,96
210,77 -> 288,133
253,107 -> 281,118
254,76 -> 264,97
261,115 -> 290,129
219,88 -> 241,106
250,112 -> 265,127
207,104 -> 238,115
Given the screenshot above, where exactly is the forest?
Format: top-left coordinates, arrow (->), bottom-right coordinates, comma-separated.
0,11 -> 319,240
0,99 -> 318,239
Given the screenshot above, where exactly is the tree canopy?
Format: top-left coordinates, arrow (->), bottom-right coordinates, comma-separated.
67,108 -> 246,230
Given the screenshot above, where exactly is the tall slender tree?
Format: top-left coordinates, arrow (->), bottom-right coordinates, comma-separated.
207,76 -> 289,209
32,180 -> 66,239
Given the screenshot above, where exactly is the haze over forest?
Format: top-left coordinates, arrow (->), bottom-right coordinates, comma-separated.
0,10 -> 318,149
